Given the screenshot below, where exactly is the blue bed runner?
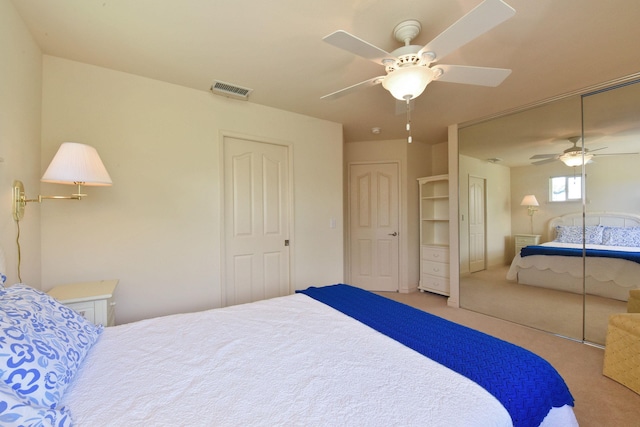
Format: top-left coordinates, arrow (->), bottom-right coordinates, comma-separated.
521,244 -> 640,264
298,284 -> 574,427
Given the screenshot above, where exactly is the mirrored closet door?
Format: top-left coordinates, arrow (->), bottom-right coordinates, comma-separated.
457,76 -> 640,345
582,79 -> 640,344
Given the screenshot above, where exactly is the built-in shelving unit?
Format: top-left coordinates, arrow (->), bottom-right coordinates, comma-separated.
418,174 -> 450,296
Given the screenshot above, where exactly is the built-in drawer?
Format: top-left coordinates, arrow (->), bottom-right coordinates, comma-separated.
420,274 -> 450,294
421,246 -> 450,263
421,260 -> 449,278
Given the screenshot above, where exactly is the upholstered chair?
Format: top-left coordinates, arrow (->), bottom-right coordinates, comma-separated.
602,290 -> 640,395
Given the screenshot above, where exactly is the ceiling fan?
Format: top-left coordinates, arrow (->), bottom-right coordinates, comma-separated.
320,0 -> 516,103
530,136 -> 639,167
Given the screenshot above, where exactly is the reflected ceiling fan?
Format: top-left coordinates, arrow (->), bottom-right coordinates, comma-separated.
530,136 -> 639,167
321,0 -> 516,103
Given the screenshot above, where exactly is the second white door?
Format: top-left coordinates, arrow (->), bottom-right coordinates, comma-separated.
349,163 -> 400,292
468,175 -> 486,273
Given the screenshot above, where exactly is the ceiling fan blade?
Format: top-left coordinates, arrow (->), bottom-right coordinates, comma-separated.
532,158 -> 559,166
594,152 -> 640,156
419,0 -> 515,63
320,76 -> 385,100
323,30 -> 394,65
530,154 -> 559,159
434,64 -> 511,86
586,146 -> 607,153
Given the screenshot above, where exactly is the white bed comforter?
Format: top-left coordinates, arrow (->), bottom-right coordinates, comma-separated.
507,241 -> 640,287
61,293 -> 576,426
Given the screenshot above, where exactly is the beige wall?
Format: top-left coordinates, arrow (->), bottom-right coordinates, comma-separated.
344,139 -> 433,292
0,0 -> 42,287
40,56 -> 344,324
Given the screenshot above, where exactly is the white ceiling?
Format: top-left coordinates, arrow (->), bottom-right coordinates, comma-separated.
10,0 -> 640,144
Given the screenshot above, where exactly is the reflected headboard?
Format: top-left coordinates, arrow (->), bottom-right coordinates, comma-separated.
548,211 -> 640,241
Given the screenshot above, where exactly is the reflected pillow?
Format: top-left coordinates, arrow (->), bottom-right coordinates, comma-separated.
0,383 -> 72,426
0,284 -> 102,409
602,227 -> 640,247
555,225 -> 604,244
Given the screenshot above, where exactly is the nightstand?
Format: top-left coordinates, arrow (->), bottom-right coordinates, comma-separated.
47,280 -> 119,326
514,234 -> 541,256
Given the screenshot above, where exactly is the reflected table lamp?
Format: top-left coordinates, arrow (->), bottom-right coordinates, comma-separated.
521,194 -> 539,234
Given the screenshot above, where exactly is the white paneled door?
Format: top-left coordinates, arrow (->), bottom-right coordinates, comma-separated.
223,137 -> 290,306
349,163 -> 399,292
468,175 -> 486,273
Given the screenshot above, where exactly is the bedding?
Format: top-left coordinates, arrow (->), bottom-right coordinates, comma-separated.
3,284 -> 577,426
508,219 -> 640,301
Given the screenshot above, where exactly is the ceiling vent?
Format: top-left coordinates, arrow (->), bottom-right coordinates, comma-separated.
210,80 -> 253,100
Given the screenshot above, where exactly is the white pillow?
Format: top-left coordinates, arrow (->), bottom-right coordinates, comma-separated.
0,383 -> 72,426
555,225 -> 604,245
0,284 -> 102,409
602,227 -> 640,247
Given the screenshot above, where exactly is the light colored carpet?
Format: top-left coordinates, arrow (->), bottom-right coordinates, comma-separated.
459,265 -> 627,345
377,290 -> 640,427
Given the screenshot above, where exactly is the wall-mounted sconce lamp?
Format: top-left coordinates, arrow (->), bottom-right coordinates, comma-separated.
13,142 -> 112,221
520,194 -> 539,234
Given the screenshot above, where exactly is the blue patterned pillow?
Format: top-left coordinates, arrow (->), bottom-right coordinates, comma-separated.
555,225 -> 604,244
0,284 -> 102,409
602,227 -> 640,247
0,383 -> 72,426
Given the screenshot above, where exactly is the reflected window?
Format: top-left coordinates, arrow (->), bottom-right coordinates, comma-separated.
550,176 -> 582,202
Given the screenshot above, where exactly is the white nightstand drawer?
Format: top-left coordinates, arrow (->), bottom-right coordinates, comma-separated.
65,301 -> 97,324
421,246 -> 450,263
514,234 -> 541,255
421,260 -> 449,278
47,280 -> 118,327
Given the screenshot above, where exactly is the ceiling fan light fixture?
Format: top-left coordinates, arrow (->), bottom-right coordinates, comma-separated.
382,66 -> 436,101
560,152 -> 593,167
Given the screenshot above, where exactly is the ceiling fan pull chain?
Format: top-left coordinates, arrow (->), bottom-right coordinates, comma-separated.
406,97 -> 412,143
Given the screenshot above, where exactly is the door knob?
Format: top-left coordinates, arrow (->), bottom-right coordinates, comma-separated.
388,232 -> 398,236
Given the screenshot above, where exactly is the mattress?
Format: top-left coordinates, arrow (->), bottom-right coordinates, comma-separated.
61,289 -> 577,426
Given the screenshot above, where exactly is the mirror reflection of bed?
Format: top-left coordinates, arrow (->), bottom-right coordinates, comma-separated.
462,211 -> 640,344
457,76 -> 640,346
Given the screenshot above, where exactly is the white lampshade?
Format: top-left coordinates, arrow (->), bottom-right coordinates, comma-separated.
382,66 -> 436,101
41,142 -> 112,186
559,152 -> 593,167
520,195 -> 539,207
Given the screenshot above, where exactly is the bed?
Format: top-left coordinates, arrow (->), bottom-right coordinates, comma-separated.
0,281 -> 577,427
507,211 -> 640,301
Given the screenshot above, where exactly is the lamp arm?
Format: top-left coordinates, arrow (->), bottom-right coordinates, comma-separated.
13,181 -> 86,221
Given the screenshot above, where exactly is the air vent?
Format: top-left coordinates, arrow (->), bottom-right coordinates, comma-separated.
210,80 -> 253,100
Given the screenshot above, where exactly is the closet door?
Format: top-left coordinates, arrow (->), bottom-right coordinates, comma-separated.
581,79 -> 640,345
